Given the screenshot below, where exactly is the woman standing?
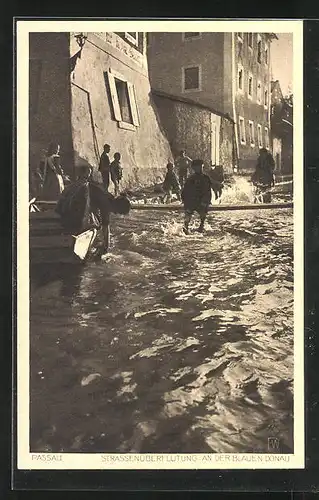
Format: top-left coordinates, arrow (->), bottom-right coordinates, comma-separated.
37,143 -> 68,200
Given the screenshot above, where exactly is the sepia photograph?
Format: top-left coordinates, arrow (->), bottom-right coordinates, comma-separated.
16,19 -> 304,470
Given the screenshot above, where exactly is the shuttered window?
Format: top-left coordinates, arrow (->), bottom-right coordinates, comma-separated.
106,70 -> 140,129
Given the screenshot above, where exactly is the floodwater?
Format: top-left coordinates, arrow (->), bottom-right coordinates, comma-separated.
30,189 -> 294,454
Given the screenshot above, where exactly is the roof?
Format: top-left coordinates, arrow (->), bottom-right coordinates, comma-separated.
151,89 -> 234,122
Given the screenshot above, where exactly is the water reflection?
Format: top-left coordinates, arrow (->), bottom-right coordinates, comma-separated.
30,208 -> 294,454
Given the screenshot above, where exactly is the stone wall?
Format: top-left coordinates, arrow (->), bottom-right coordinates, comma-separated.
152,92 -> 235,174
69,32 -> 172,188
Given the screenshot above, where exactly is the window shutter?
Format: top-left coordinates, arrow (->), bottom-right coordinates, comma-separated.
127,82 -> 139,127
106,71 -> 122,121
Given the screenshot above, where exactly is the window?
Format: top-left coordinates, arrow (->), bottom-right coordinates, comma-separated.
265,44 -> 269,65
125,32 -> 138,46
257,34 -> 262,63
106,70 -> 139,129
183,65 -> 201,92
248,33 -> 253,48
264,88 -> 269,108
257,80 -> 262,104
248,121 -> 255,146
183,32 -> 201,40
239,117 -> 246,145
265,127 -> 270,149
257,124 -> 263,148
238,65 -> 244,92
248,74 -> 253,99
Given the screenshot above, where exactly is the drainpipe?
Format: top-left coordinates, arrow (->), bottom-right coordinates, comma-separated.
231,32 -> 240,171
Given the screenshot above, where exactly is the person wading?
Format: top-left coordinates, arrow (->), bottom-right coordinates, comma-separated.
56,165 -> 131,256
251,148 -> 275,203
175,150 -> 192,189
99,143 -> 111,192
181,159 -> 212,235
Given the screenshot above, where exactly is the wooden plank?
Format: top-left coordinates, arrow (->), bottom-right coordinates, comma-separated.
130,202 -> 293,211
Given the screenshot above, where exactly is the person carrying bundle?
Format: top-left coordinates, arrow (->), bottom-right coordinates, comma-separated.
56,165 -> 131,255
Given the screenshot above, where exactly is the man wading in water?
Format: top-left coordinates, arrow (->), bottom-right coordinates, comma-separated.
56,165 -> 131,256
175,150 -> 192,189
181,159 -> 212,235
251,148 -> 275,203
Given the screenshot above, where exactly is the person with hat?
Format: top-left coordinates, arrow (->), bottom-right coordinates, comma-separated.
56,165 -> 131,256
99,143 -> 111,192
251,148 -> 275,203
175,150 -> 192,189
162,162 -> 181,203
181,159 -> 212,234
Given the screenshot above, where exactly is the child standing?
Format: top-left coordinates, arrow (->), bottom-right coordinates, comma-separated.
110,152 -> 123,197
162,162 -> 181,203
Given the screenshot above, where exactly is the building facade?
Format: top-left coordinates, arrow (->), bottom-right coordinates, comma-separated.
152,90 -> 236,174
29,31 -> 172,193
271,80 -> 293,177
147,31 -> 276,172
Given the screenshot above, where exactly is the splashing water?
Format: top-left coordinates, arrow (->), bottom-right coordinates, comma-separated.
30,207 -> 294,455
219,176 -> 255,205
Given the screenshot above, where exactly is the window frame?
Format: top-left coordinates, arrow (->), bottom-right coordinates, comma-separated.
182,32 -> 202,41
257,124 -> 263,148
265,43 -> 269,65
124,32 -> 139,46
257,34 -> 262,64
248,120 -> 255,147
248,32 -> 253,49
265,126 -> 270,150
238,64 -> 244,93
257,80 -> 262,104
106,68 -> 140,129
248,72 -> 253,100
264,87 -> 269,109
238,116 -> 246,145
182,64 -> 202,93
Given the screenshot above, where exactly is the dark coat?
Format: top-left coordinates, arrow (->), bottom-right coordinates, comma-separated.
56,180 -> 113,234
181,173 -> 212,210
162,170 -> 180,193
251,153 -> 275,187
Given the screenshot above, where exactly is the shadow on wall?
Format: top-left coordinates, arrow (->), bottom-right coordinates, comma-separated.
147,91 -> 174,160
73,151 -> 102,184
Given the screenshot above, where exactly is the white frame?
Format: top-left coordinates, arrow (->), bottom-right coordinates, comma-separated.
257,34 -> 262,64
107,68 -> 140,128
248,72 -> 253,100
182,64 -> 202,93
248,120 -> 255,147
237,64 -> 244,93
265,126 -> 270,149
257,123 -> 263,148
248,32 -> 253,49
265,43 -> 269,65
238,116 -> 246,145
124,32 -> 138,46
264,87 -> 269,109
257,79 -> 262,104
182,32 -> 202,41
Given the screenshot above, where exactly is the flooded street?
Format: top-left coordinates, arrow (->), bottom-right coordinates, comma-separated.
30,206 -> 294,454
